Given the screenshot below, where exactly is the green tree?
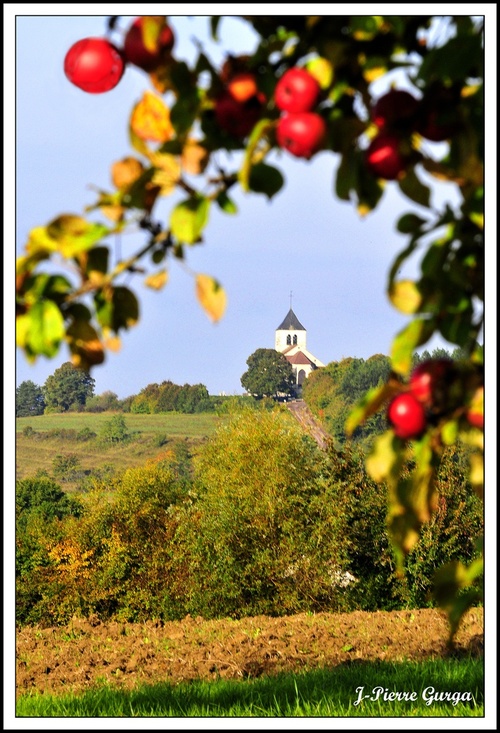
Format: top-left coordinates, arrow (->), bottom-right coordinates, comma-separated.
303,354 -> 391,445
85,390 -> 121,412
16,14 -> 485,637
241,348 -> 295,398
16,380 -> 45,417
42,362 -> 95,412
174,408 -> 347,619
98,414 -> 129,443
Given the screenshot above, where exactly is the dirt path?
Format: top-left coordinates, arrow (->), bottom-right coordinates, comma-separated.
16,608 -> 483,698
287,400 -> 330,449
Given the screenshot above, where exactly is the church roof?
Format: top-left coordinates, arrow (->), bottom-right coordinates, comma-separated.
285,350 -> 315,365
276,308 -> 306,331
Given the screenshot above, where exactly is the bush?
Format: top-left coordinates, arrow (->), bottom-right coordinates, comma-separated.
98,415 -> 129,443
52,453 -> 82,481
170,408 -> 349,619
77,427 -> 97,441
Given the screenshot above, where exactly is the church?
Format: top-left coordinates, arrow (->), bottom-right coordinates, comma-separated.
275,307 -> 325,394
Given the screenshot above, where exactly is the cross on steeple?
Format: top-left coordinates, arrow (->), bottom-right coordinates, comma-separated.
289,290 -> 293,309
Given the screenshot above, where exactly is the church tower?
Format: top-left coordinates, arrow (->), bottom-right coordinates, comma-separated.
275,305 -> 324,393
275,308 -> 307,351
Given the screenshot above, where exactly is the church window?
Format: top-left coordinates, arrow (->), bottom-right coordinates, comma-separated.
293,334 -> 297,345
286,335 -> 291,345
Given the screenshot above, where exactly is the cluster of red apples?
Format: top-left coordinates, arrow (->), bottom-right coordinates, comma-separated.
387,358 -> 484,441
64,17 -> 458,172
63,17 -> 175,93
365,87 -> 460,180
214,63 -> 327,160
273,67 -> 327,159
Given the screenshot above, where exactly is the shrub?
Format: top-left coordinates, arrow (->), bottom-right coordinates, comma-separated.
170,408 -> 348,619
77,427 -> 97,441
98,415 -> 129,443
52,453 -> 82,481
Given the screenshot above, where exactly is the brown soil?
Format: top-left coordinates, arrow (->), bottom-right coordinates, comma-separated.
16,608 -> 483,698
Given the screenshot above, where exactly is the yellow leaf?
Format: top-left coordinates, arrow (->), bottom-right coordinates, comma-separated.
112,157 -> 145,189
130,91 -> 174,143
103,334 -> 122,352
149,152 -> 181,195
363,65 -> 387,83
365,430 -> 402,483
195,274 -> 227,323
389,280 -> 423,314
181,140 -> 210,175
305,57 -> 334,89
145,270 -> 169,290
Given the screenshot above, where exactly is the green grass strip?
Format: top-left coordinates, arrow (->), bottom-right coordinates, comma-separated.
17,657 -> 483,718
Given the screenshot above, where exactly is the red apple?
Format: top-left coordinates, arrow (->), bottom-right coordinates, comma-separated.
123,17 -> 175,72
276,112 -> 327,159
64,37 -> 125,94
409,358 -> 456,409
274,67 -> 321,113
387,393 -> 427,440
214,91 -> 265,138
372,89 -> 420,130
365,133 -> 408,180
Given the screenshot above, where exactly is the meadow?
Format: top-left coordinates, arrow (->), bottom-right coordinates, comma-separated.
15,412 -> 220,488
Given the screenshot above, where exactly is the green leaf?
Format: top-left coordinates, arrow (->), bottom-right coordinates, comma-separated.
391,318 -> 436,375
170,194 -> 211,244
396,213 -> 426,234
170,92 -> 201,136
210,16 -> 221,40
438,312 -> 474,346
238,118 -> 276,193
247,162 -> 284,199
95,287 -> 139,332
398,168 -> 431,208
216,191 -> 238,214
334,151 -> 357,201
418,35 -> 483,84
16,300 -> 65,359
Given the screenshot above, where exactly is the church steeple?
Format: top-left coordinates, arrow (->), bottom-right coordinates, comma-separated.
275,307 -> 306,351
274,302 -> 325,395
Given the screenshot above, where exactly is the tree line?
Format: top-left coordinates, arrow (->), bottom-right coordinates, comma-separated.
16,361 -> 217,416
17,346 -> 467,432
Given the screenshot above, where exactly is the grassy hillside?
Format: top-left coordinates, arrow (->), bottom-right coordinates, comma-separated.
15,412 -> 220,490
15,411 -> 219,436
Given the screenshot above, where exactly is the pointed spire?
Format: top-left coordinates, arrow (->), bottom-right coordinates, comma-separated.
276,308 -> 306,331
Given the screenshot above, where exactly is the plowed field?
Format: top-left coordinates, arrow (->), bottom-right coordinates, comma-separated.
16,608 -> 483,698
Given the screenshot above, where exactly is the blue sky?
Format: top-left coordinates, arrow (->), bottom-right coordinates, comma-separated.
10,10 -> 494,399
